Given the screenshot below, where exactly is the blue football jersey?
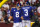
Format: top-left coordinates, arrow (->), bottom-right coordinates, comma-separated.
21,6 -> 32,20
11,8 -> 22,23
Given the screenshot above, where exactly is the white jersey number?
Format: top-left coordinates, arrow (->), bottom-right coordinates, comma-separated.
16,12 -> 19,17
24,9 -> 28,16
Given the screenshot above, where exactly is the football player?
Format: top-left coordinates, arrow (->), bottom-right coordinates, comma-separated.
21,2 -> 33,27
8,4 -> 22,27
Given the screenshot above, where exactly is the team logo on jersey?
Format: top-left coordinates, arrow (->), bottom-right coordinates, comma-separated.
0,0 -> 8,8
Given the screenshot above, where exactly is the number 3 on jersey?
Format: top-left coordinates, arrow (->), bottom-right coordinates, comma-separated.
16,12 -> 19,17
24,9 -> 28,16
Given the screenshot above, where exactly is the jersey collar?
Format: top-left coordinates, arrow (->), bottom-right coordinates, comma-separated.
16,8 -> 21,10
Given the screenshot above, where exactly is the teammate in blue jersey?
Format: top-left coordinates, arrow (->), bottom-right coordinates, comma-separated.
8,4 -> 22,27
21,2 -> 33,27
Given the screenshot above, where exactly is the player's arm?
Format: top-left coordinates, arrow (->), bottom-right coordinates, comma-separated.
8,8 -> 13,22
8,11 -> 13,24
7,16 -> 13,24
8,16 -> 13,22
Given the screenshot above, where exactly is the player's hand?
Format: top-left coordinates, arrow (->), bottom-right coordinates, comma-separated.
21,16 -> 24,20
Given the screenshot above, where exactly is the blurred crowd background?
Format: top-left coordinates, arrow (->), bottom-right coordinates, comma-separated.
0,0 -> 40,22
